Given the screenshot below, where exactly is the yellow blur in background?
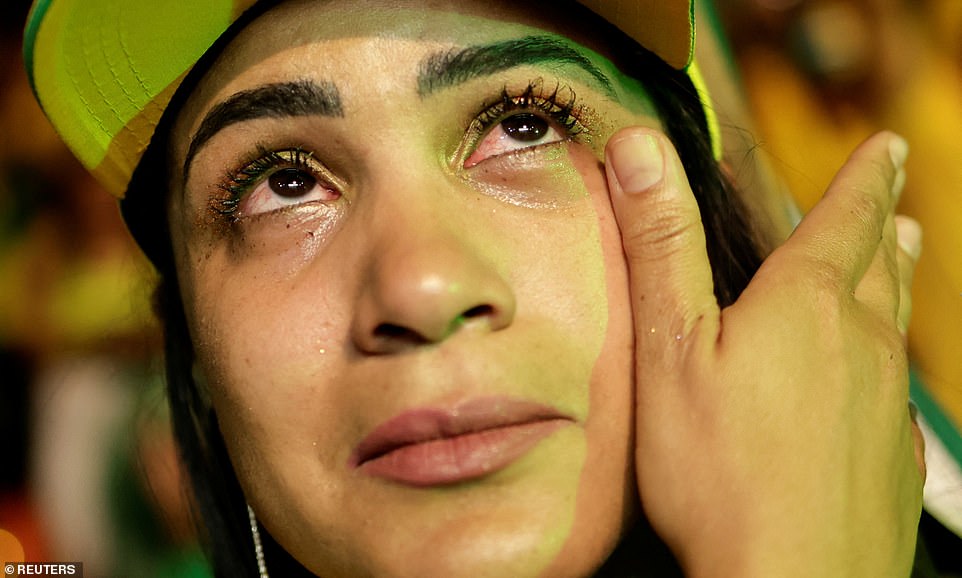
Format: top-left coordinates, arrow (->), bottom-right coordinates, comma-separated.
709,0 -> 962,562
1,0 -> 959,575
718,0 -> 962,426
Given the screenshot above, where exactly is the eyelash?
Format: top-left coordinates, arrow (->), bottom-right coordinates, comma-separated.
211,146 -> 317,218
467,80 -> 588,146
209,80 -> 589,220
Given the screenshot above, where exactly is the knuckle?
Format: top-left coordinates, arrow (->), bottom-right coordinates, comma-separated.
797,254 -> 851,301
780,271 -> 849,333
811,291 -> 849,337
846,183 -> 888,233
850,153 -> 895,193
621,203 -> 701,259
849,154 -> 893,201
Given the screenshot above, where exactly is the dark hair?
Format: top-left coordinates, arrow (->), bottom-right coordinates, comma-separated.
125,1 -> 765,576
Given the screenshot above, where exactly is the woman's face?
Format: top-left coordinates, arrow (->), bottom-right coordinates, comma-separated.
168,0 -> 662,575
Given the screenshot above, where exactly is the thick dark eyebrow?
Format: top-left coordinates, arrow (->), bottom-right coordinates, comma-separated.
183,79 -> 343,182
417,36 -> 615,98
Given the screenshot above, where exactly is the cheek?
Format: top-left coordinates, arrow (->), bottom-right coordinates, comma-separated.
565,141 -> 633,382
170,139 -> 636,576
192,268 -> 344,395
181,256 -> 369,570
581,145 -> 634,488
179,242 -> 355,481
536,144 -> 636,574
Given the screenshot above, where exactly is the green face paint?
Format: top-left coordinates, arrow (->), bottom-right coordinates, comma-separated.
170,2 -> 662,576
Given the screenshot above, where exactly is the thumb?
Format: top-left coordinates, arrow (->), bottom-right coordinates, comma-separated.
604,127 -> 720,359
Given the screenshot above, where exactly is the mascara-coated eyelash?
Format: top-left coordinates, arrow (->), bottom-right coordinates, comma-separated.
211,146 -> 322,219
467,81 -> 588,149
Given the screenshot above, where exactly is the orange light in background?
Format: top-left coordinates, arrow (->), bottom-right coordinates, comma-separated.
0,528 -> 25,564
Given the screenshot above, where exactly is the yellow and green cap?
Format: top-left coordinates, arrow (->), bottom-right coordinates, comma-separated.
24,0 -> 699,199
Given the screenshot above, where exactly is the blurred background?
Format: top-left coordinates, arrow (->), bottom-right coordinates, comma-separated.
1,0 -> 960,576
1,2 -> 206,576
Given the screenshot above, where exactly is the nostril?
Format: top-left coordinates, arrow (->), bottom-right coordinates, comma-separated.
448,304 -> 498,335
373,323 -> 428,345
370,305 -> 496,349
461,304 -> 494,319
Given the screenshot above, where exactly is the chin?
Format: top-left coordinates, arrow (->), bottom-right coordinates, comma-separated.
266,428 -> 625,578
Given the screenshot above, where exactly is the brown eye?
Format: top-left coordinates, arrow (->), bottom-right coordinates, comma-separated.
501,113 -> 549,142
464,112 -> 564,168
269,168 -> 317,198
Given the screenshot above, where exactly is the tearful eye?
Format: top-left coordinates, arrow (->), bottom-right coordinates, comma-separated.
270,168 -> 317,198
464,112 -> 564,168
501,113 -> 549,142
238,166 -> 340,217
215,147 -> 342,219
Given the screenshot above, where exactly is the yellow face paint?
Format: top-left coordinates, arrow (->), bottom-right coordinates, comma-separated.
166,2 -> 671,574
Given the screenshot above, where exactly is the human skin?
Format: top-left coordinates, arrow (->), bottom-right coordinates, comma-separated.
163,0 -> 925,576
166,1 -> 664,576
607,128 -> 925,576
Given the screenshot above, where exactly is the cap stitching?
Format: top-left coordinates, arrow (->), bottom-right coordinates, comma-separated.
69,23 -> 112,145
96,12 -> 138,174
116,4 -> 159,154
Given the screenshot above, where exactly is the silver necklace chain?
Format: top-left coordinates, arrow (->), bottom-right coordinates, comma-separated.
247,503 -> 270,578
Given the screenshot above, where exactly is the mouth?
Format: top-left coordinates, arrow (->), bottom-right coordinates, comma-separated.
349,397 -> 574,487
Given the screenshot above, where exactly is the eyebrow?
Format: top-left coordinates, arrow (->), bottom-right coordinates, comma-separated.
183,79 -> 343,182
417,35 -> 615,98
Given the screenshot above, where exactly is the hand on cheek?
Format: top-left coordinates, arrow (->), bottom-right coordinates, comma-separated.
604,128 -> 924,578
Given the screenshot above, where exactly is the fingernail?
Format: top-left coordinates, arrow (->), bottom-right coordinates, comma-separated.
895,216 -> 923,261
892,166 -> 907,200
888,135 -> 909,199
888,135 -> 909,169
608,133 -> 665,194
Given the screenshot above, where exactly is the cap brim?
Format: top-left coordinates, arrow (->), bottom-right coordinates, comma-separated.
25,0 -> 694,198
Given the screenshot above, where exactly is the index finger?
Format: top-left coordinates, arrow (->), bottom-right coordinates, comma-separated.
604,128 -> 721,358
784,131 -> 907,290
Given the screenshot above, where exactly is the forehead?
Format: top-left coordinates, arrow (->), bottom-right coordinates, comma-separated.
176,0 -> 618,119
254,0 -> 576,43
229,0 -> 608,57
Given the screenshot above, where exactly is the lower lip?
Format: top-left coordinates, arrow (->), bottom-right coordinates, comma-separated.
357,419 -> 571,487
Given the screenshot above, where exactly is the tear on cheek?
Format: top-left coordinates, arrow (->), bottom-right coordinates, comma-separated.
567,144 -> 609,201
467,145 -> 592,210
226,202 -> 343,267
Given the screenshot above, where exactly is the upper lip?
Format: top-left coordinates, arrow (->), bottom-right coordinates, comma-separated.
349,396 -> 573,467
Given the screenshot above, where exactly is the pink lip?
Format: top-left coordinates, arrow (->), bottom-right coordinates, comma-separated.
349,397 -> 573,487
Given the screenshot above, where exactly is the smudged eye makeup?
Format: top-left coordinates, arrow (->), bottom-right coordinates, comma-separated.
464,81 -> 588,168
212,147 -> 341,219
209,79 -> 591,220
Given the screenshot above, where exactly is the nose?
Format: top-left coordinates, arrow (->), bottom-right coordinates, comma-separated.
350,202 -> 516,355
